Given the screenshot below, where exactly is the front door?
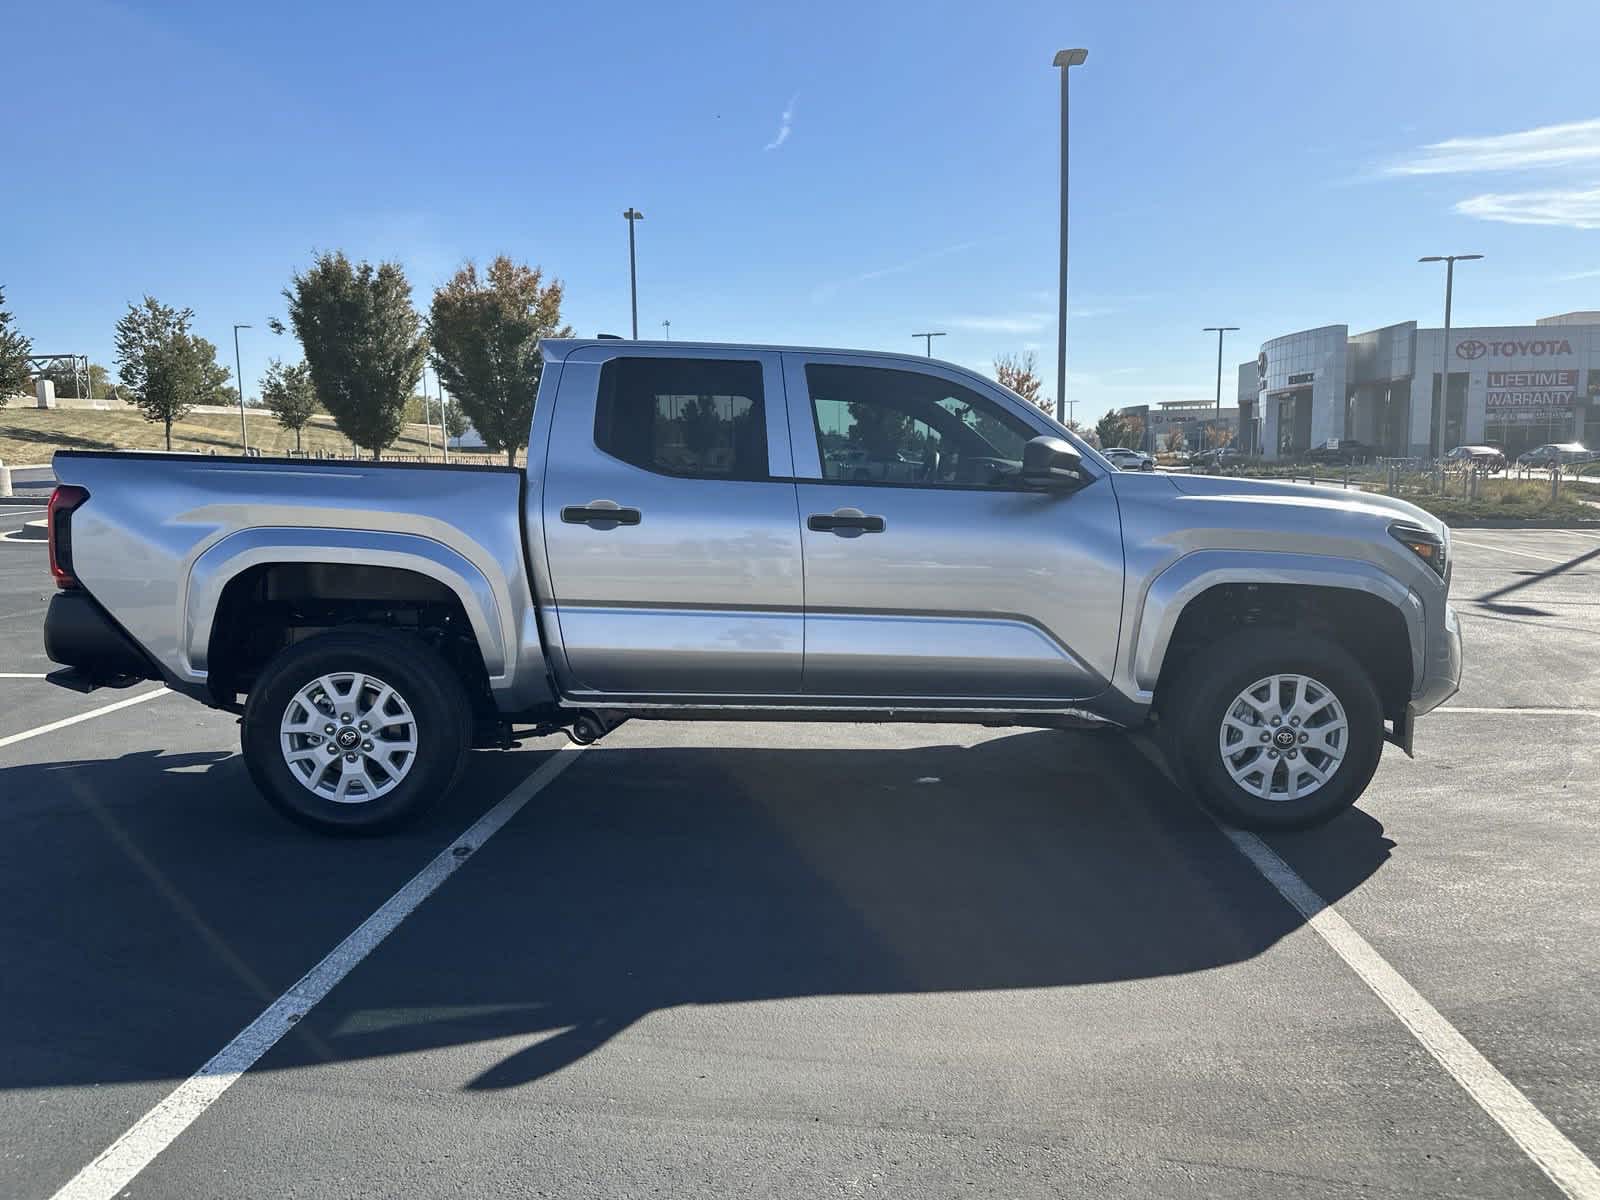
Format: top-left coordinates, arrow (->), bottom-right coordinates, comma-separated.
541,347 -> 803,698
785,354 -> 1124,702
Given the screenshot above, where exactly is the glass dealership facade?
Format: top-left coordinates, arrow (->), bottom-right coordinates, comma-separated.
1237,312 -> 1600,460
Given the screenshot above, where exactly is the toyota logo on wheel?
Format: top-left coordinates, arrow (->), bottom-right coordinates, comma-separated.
1456,339 -> 1487,360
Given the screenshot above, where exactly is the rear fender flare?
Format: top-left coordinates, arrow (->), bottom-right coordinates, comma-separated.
184,527 -> 507,682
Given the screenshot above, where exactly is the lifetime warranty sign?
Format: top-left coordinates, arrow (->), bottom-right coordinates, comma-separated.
1485,369 -> 1578,411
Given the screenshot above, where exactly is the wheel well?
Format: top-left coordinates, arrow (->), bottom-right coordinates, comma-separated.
206,563 -> 491,714
1155,583 -> 1412,720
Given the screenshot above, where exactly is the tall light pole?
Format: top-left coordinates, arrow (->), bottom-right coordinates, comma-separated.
623,207 -> 644,338
422,365 -> 436,455
1203,326 -> 1238,449
912,331 -> 946,357
232,324 -> 252,452
1052,47 -> 1088,425
662,319 -> 671,339
1419,254 -> 1482,477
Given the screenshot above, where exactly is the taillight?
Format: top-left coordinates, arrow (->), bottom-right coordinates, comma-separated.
48,485 -> 89,589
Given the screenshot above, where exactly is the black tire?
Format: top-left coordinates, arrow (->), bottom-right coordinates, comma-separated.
241,631 -> 471,835
1163,630 -> 1384,831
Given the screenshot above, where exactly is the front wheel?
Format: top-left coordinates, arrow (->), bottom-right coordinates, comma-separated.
1164,631 -> 1384,831
241,631 -> 471,835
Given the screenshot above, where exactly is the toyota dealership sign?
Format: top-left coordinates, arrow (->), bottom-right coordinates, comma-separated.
1455,337 -> 1574,360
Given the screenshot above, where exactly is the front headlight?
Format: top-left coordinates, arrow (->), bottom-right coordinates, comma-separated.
1390,522 -> 1447,579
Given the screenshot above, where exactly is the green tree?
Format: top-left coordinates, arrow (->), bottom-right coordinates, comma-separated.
993,350 -> 1051,413
113,297 -> 216,449
0,286 -> 32,405
428,256 -> 571,465
1095,409 -> 1145,451
285,251 -> 425,459
441,396 -> 470,440
261,358 -> 318,452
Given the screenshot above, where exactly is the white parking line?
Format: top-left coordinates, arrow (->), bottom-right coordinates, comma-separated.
1226,829 -> 1600,1200
1453,540 -> 1581,566
0,672 -> 48,679
1438,706 -> 1600,716
0,688 -> 170,750
48,743 -> 586,1200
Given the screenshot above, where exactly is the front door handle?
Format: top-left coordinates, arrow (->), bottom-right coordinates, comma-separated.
562,500 -> 642,529
807,507 -> 886,537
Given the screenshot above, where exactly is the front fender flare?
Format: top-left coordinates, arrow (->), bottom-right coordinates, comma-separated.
1126,550 -> 1423,702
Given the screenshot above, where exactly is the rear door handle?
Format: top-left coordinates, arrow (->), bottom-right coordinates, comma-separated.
807,508 -> 885,536
561,500 -> 642,529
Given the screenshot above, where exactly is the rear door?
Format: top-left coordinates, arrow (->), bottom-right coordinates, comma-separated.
540,346 -> 803,698
785,353 -> 1124,702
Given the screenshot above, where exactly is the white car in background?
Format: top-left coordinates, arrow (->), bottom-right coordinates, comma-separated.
1101,446 -> 1155,471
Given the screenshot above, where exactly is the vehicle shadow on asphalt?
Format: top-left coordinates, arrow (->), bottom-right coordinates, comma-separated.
248,728 -> 1395,1091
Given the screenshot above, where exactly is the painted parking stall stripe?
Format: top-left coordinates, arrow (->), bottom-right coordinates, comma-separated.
0,687 -> 170,750
49,743 -> 586,1200
1225,828 -> 1600,1200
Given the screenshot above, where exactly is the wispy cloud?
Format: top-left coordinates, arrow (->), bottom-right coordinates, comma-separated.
944,312 -> 1055,334
810,239 -> 980,302
1454,185 -> 1600,229
1386,118 -> 1600,176
764,93 -> 797,151
1557,267 -> 1600,280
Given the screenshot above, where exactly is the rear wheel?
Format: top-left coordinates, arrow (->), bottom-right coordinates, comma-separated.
241,631 -> 470,835
1164,631 -> 1384,830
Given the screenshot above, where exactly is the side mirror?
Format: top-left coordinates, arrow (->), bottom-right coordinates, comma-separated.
1021,436 -> 1089,491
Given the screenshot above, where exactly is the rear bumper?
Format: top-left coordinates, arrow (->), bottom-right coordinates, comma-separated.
43,590 -> 160,684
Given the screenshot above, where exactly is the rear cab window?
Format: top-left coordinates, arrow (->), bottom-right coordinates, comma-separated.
594,357 -> 769,481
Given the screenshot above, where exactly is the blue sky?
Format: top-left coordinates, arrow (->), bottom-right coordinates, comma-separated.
6,0 -> 1599,424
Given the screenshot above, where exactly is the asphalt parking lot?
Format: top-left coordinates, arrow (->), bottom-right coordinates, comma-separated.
2,502 -> 1598,1199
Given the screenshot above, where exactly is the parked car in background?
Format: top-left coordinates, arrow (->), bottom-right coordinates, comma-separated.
1190,446 -> 1245,472
1515,442 -> 1592,469
1444,445 -> 1506,473
1307,440 -> 1378,466
1101,446 -> 1155,471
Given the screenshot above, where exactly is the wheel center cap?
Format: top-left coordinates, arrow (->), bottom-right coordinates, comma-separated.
336,728 -> 361,750
1273,728 -> 1297,748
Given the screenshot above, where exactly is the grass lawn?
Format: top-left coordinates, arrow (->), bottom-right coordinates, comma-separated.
1375,478 -> 1599,525
0,407 -> 481,465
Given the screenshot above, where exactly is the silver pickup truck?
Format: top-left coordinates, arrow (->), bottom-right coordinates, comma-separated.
41,339 -> 1461,834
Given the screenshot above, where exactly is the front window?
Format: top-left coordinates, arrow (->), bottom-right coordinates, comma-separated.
805,364 -> 1034,488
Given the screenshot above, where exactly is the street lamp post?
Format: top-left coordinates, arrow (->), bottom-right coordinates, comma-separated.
912,332 -> 946,357
1052,47 -> 1088,426
1203,326 -> 1239,449
1419,254 -> 1483,485
662,319 -> 671,339
624,207 -> 644,338
232,324 -> 252,452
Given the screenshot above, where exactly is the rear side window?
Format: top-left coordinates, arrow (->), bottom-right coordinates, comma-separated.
594,357 -> 767,481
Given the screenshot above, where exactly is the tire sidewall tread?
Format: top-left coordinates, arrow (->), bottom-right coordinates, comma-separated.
1167,629 -> 1384,831
241,631 -> 469,835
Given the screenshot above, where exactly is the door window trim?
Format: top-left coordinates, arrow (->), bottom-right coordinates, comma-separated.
781,352 -> 1100,492
569,344 -> 795,482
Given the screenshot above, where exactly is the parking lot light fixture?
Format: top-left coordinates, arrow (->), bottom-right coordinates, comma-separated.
1052,47 -> 1088,425
232,324 -> 252,452
1418,254 -> 1483,480
1203,326 -> 1239,448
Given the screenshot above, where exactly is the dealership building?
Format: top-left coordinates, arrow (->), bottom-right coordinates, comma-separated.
1234,312 -> 1600,460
